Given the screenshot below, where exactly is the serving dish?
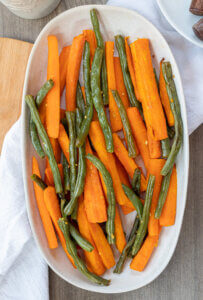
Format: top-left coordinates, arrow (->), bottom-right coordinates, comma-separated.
22,5 -> 189,293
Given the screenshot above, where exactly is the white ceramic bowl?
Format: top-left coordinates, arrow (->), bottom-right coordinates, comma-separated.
22,5 -> 189,293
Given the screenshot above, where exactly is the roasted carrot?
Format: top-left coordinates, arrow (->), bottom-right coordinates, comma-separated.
114,57 -> 130,109
46,137 -> 61,168
32,157 -> 58,249
58,124 -> 70,163
84,140 -> 107,223
46,35 -> 60,138
83,30 -> 97,65
43,186 -> 75,266
59,45 -> 71,95
148,159 -> 165,236
130,39 -> 168,140
89,121 -> 130,206
77,198 -> 106,275
115,205 -> 126,253
127,107 -> 151,170
88,222 -> 115,269
105,41 -> 122,131
159,165 -> 177,226
45,164 -> 64,186
113,133 -> 147,192
147,130 -> 161,159
159,59 -> 175,127
66,34 -> 85,111
130,235 -> 158,271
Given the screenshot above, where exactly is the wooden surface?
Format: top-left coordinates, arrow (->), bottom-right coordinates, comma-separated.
0,0 -> 202,299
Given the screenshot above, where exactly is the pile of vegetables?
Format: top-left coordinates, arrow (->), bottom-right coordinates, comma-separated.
25,9 -> 183,285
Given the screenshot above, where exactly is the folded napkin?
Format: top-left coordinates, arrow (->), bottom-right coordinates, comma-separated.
0,1 -> 202,299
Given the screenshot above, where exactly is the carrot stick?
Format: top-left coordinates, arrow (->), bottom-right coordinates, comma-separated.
147,130 -> 161,159
43,186 -> 75,267
113,133 -> 147,192
114,57 -> 130,109
83,30 -> 97,65
125,37 -> 139,100
59,45 -> 71,95
32,157 -> 58,249
115,205 -> 126,253
89,121 -> 130,206
45,164 -> 64,187
46,137 -> 61,168
105,41 -> 122,132
130,235 -> 158,271
127,107 -> 151,170
77,198 -> 106,275
84,140 -> 107,223
88,222 -> 115,269
58,124 -> 70,163
159,59 -> 175,127
66,34 -> 85,111
159,165 -> 177,226
81,86 -> 98,121
130,39 -> 168,140
46,35 -> 60,138
148,159 -> 165,236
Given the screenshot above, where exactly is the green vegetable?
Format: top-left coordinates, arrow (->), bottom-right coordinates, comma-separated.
58,218 -> 110,286
25,95 -> 63,194
161,138 -> 171,158
122,184 -> 143,219
161,62 -> 183,176
90,47 -> 113,153
111,90 -> 137,157
90,8 -> 109,105
86,154 -> 116,244
29,118 -> 45,158
62,153 -> 70,193
31,174 -> 47,190
167,125 -> 175,140
76,41 -> 93,147
76,82 -> 86,118
115,35 -> 142,115
35,79 -> 54,107
131,174 -> 155,256
69,223 -> 94,252
132,168 -> 141,195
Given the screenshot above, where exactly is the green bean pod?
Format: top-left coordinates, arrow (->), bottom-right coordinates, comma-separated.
25,95 -> 63,194
76,82 -> 86,118
115,35 -> 142,115
132,168 -> 141,195
35,79 -> 54,107
31,174 -> 47,190
58,218 -> 110,286
29,118 -> 45,158
90,47 -> 113,153
155,168 -> 173,219
90,8 -> 109,105
62,153 -> 70,193
69,223 -> 94,252
122,184 -> 143,219
86,154 -> 116,244
131,174 -> 155,256
76,41 -> 93,148
167,125 -> 175,140
161,62 -> 183,176
161,138 -> 171,158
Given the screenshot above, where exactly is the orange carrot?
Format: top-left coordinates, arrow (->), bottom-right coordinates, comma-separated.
125,37 -> 139,100
84,141 -> 107,223
46,137 -> 61,168
115,205 -> 126,253
59,45 -> 71,95
147,130 -> 161,159
89,121 -> 130,206
159,59 -> 175,126
60,109 -> 66,120
66,34 -> 85,111
105,41 -> 122,131
113,133 -> 147,192
130,235 -> 158,271
44,186 -> 75,267
46,35 -> 60,138
88,222 -> 115,269
148,159 -> 165,236
114,56 -> 130,109
77,198 -> 106,275
127,107 -> 151,170
115,156 -> 131,187
130,39 -> 168,140
81,86 -> 98,121
32,157 -> 58,249
45,164 -> 64,186
58,124 -> 70,163
159,165 -> 177,226
83,30 -> 97,65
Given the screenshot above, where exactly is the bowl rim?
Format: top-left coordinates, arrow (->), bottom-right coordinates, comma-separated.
21,4 -> 189,293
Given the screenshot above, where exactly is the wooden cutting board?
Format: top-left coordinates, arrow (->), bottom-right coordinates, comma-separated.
0,38 -> 33,152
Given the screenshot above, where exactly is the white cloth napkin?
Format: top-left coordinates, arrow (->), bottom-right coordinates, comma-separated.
0,1 -> 202,299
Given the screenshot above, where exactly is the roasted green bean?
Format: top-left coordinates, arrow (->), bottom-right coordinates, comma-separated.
35,79 -> 54,107
31,174 -> 47,190
122,184 -> 143,219
161,138 -> 171,158
29,118 -> 45,158
132,168 -> 141,195
62,153 -> 70,193
69,223 -> 94,252
76,82 -> 86,118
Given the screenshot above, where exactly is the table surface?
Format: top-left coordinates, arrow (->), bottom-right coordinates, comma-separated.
0,0 -> 202,299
